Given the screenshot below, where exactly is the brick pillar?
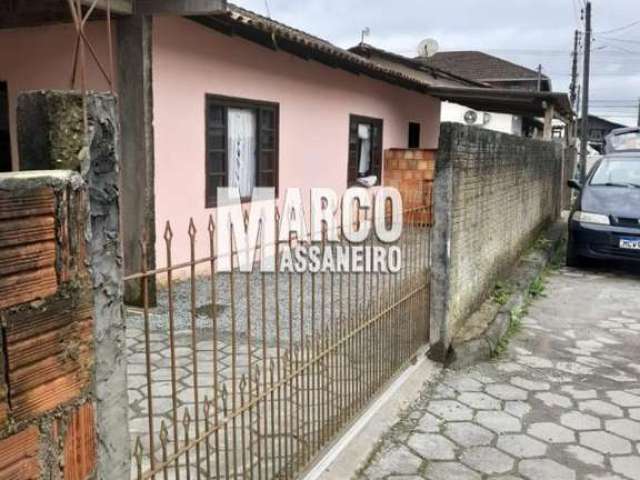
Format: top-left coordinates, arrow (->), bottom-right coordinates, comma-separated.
383,148 -> 435,225
0,171 -> 95,479
16,91 -> 130,479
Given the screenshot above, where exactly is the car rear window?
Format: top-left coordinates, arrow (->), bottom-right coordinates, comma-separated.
607,130 -> 640,152
591,157 -> 640,188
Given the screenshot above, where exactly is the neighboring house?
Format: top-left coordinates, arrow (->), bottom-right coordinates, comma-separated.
0,1 -> 572,274
352,47 -> 553,137
422,51 -> 553,138
350,44 -> 523,136
577,115 -> 628,152
420,50 -> 552,92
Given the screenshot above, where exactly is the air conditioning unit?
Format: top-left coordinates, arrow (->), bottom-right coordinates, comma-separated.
464,110 -> 492,126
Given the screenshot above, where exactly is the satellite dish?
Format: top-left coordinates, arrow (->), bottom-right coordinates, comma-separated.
417,38 -> 439,58
464,110 -> 478,125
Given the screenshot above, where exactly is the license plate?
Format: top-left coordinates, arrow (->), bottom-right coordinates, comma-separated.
619,237 -> 640,250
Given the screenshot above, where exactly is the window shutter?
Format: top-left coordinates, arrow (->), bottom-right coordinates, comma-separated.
348,118 -> 359,185
206,102 -> 227,206
257,106 -> 278,191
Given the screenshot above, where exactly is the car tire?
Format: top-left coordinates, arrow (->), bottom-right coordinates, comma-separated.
566,244 -> 583,268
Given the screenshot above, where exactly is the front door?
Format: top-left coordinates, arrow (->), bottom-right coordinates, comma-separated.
0,82 -> 11,172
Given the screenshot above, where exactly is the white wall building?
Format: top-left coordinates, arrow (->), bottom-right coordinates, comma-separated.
440,101 -> 523,136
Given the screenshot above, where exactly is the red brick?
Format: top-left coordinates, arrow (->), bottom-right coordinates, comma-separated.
0,267 -> 58,310
63,403 -> 96,480
4,296 -> 94,421
0,426 -> 41,479
0,216 -> 56,249
0,327 -> 5,430
0,241 -> 56,277
0,188 -> 55,221
0,382 -> 6,432
10,373 -> 90,422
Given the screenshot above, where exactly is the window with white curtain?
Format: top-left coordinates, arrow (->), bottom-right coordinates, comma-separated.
227,108 -> 257,198
357,123 -> 372,175
205,95 -> 279,207
348,115 -> 383,185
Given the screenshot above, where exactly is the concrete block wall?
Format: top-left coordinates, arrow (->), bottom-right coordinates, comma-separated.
0,171 -> 96,479
430,123 -> 562,353
383,148 -> 436,225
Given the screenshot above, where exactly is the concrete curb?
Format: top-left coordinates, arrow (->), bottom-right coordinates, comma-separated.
447,220 -> 566,369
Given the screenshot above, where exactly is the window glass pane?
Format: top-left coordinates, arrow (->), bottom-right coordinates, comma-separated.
228,108 -> 257,198
408,122 -> 421,148
358,123 -> 372,175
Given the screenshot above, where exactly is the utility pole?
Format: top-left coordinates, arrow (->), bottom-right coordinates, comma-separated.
537,64 -> 543,92
579,1 -> 592,183
569,30 -> 580,151
637,97 -> 640,127
569,30 -> 580,109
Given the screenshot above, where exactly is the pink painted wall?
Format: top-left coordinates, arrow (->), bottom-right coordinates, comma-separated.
0,22 -> 115,171
152,17 -> 441,267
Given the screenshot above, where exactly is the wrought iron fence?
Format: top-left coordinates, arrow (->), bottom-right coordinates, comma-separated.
125,192 -> 432,479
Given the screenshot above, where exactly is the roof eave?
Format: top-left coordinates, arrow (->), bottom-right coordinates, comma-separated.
191,7 -> 574,122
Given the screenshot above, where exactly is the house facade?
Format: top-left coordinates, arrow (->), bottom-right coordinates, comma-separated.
0,6 -> 446,270
1,2 -> 572,282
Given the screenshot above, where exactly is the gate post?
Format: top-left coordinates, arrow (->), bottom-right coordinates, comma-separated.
17,91 -> 130,479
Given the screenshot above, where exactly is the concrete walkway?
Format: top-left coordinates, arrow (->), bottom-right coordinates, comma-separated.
356,265 -> 640,480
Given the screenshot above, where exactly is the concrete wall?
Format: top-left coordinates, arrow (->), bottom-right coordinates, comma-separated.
440,101 -> 522,136
152,16 -> 442,266
0,21 -> 115,171
430,123 -> 562,352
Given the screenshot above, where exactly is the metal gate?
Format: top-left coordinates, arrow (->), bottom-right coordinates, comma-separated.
125,195 -> 431,479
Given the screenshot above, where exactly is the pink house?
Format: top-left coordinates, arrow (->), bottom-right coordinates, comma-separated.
0,2 -> 571,286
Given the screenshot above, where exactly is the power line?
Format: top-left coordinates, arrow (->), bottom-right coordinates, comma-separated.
599,36 -> 640,45
595,19 -> 640,35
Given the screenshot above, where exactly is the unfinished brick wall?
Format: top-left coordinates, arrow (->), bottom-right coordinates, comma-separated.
430,123 -> 562,351
0,171 -> 96,480
383,148 -> 435,225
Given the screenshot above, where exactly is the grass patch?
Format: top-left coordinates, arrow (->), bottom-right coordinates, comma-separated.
492,281 -> 514,306
492,305 -> 525,358
532,236 -> 552,251
528,276 -> 546,298
549,237 -> 567,270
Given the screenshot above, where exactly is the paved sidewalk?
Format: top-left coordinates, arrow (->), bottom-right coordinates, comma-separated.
357,266 -> 640,480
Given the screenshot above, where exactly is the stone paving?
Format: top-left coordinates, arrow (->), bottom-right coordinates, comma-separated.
357,265 -> 640,480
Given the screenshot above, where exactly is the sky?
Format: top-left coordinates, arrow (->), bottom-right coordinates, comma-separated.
233,0 -> 640,126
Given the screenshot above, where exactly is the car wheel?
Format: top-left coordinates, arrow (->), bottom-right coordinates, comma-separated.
566,243 -> 583,268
